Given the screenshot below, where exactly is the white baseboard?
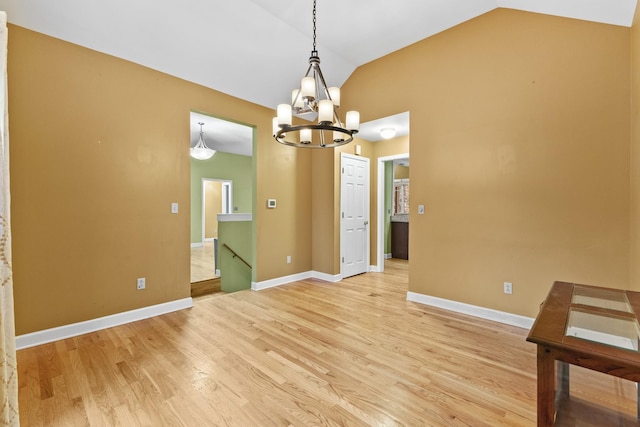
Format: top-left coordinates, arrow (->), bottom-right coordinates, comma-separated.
16,297 -> 193,350
252,272 -> 312,291
215,269 -> 221,277
204,238 -> 215,242
311,271 -> 342,283
252,270 -> 341,291
369,265 -> 381,273
384,253 -> 392,259
406,292 -> 534,330
191,242 -> 203,248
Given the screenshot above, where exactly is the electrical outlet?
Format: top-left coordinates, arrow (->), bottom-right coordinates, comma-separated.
504,282 -> 512,295
137,277 -> 146,290
286,255 -> 292,264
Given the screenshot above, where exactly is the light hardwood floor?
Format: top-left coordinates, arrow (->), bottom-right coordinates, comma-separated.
17,260 -> 638,426
191,241 -> 217,283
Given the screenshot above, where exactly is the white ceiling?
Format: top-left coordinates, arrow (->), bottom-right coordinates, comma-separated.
1,0 -> 636,111
358,112 -> 410,142
190,112 -> 253,157
1,0 -> 637,151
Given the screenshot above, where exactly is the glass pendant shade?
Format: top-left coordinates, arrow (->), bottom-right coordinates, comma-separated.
190,122 -> 216,160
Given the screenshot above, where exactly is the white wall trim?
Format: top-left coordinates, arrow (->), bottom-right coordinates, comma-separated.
252,272 -> 312,290
384,253 -> 392,259
218,213 -> 252,222
191,242 -> 203,248
311,271 -> 342,283
369,265 -> 381,273
407,292 -> 534,330
252,270 -> 341,291
16,297 -> 193,350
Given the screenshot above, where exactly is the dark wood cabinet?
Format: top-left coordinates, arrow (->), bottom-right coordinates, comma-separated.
391,221 -> 408,260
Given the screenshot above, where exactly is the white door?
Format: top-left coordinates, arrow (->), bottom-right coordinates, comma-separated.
341,153 -> 370,278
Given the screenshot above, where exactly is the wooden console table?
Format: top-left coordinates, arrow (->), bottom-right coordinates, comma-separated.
527,281 -> 640,426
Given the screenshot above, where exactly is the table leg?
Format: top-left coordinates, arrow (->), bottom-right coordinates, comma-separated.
537,345 -> 555,427
556,361 -> 569,406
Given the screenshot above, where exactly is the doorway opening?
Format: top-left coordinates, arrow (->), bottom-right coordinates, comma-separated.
189,111 -> 254,293
377,154 -> 409,272
195,178 -> 232,281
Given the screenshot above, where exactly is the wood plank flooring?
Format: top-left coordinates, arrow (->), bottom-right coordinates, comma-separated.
17,260 -> 638,426
191,241 -> 217,283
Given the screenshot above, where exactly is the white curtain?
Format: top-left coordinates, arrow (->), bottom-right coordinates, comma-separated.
0,12 -> 19,426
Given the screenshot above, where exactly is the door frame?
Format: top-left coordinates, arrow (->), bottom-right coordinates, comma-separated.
201,178 -> 233,243
376,153 -> 409,273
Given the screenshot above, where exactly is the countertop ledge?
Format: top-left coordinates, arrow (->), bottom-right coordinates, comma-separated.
391,214 -> 409,223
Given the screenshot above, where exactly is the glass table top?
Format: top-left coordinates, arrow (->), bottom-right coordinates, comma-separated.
566,286 -> 639,351
566,308 -> 640,351
571,285 -> 632,313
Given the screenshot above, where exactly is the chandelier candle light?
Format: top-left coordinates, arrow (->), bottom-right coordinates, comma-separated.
273,0 -> 359,148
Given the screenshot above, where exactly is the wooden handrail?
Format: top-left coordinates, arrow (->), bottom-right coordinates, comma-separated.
222,243 -> 252,269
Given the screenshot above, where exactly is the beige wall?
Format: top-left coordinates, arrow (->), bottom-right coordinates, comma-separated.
9,7 -> 637,333
204,180 -> 222,238
631,9 -> 640,291
8,25 -> 312,334
311,148 -> 335,274
394,165 -> 409,180
339,9 -> 631,317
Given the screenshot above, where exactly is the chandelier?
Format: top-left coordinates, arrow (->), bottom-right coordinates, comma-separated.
190,122 -> 216,160
273,0 -> 359,148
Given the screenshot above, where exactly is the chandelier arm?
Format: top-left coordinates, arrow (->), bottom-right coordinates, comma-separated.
313,68 -> 322,110
312,63 -> 343,126
303,62 -> 314,78
292,89 -> 302,110
275,123 -> 357,148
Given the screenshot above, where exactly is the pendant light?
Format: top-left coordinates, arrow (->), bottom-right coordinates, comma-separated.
190,122 -> 216,160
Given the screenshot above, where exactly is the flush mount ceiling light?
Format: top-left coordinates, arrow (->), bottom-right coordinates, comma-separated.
190,122 -> 216,160
380,128 -> 396,139
273,0 -> 359,148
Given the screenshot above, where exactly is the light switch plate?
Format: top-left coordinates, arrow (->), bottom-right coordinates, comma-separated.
171,203 -> 179,214
267,199 -> 276,209
418,204 -> 425,215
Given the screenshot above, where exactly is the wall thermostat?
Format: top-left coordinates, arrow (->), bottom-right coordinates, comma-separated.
267,199 -> 277,209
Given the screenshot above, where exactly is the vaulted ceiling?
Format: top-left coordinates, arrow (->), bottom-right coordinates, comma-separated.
1,0 -> 637,113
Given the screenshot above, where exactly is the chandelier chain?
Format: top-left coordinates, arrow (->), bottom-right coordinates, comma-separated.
312,0 -> 317,53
